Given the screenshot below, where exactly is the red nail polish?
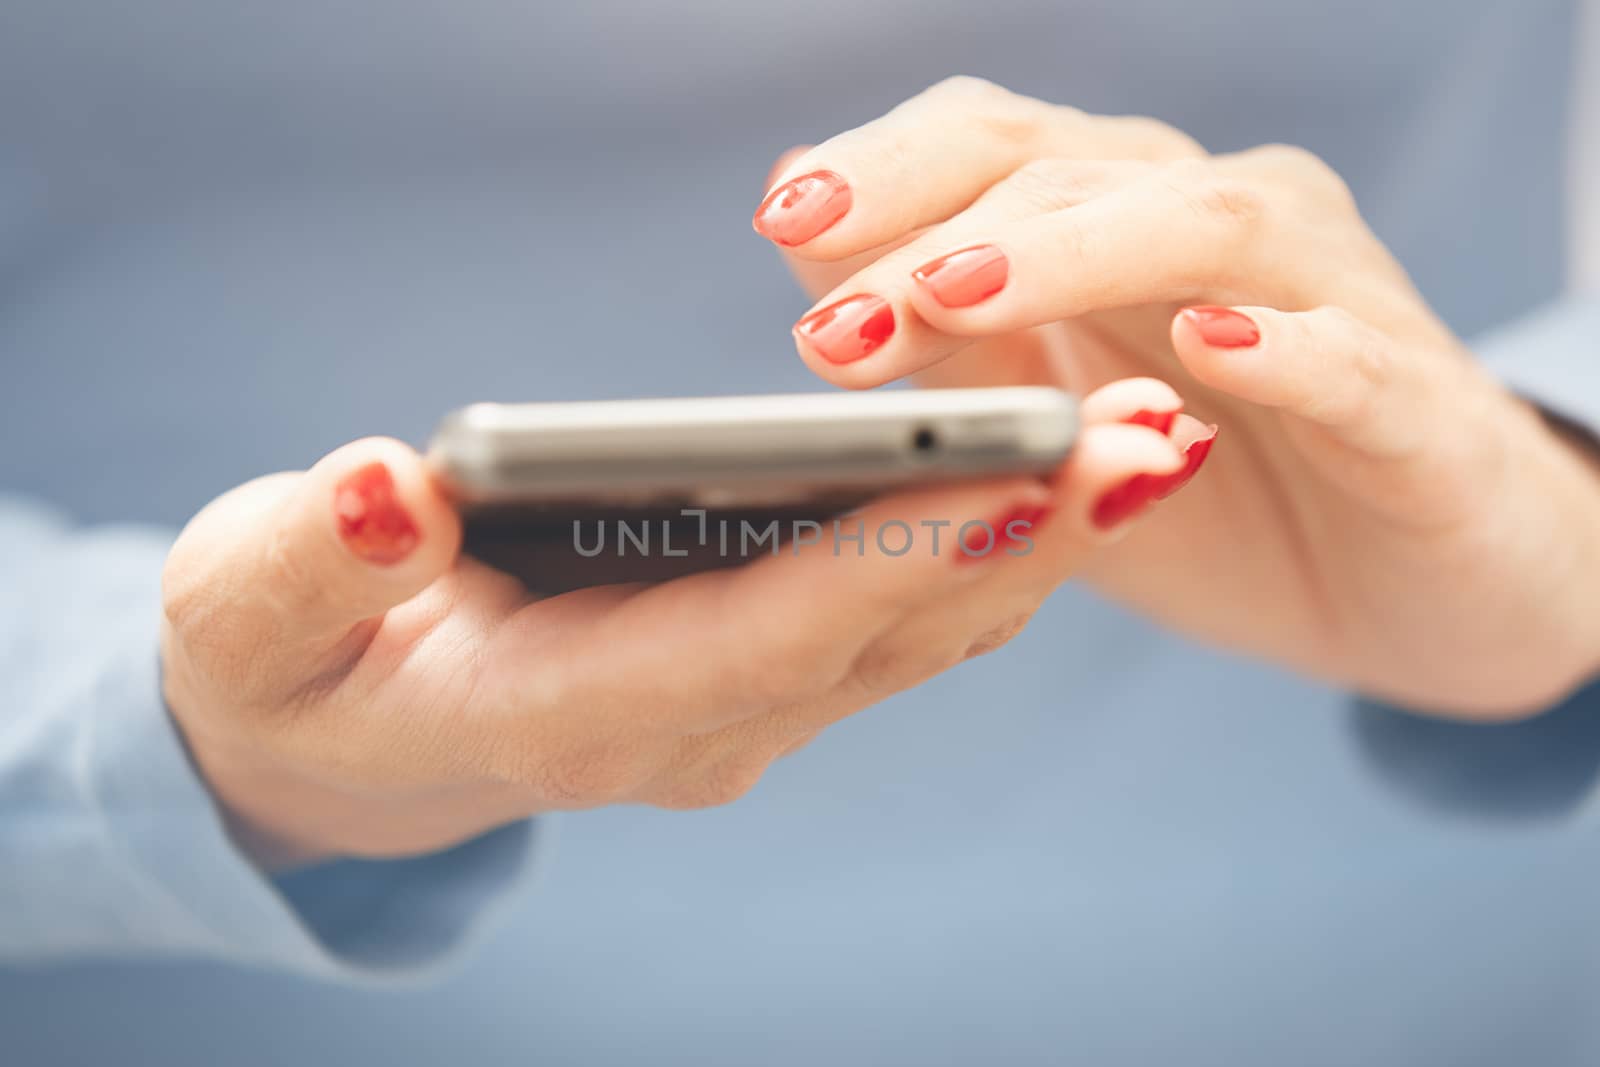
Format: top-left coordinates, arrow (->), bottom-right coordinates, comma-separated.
1153,426 -> 1218,501
1181,306 -> 1260,348
958,503 -> 1052,562
334,463 -> 420,566
794,294 -> 895,364
753,170 -> 852,247
1092,427 -> 1218,528
1122,408 -> 1178,436
1091,473 -> 1165,531
912,245 -> 1009,308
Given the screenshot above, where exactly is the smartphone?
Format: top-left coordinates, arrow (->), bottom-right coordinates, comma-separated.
428,387 -> 1076,592
427,386 -> 1077,515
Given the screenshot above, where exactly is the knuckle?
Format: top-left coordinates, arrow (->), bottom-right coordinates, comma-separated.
1310,305 -> 1387,377
1162,155 -> 1213,184
1104,114 -> 1205,160
929,75 -> 1045,148
1251,141 -> 1324,175
1039,209 -> 1098,278
928,74 -> 1012,106
1307,302 -> 1364,333
255,522 -> 349,629
1164,159 -> 1267,231
1200,179 -> 1268,229
261,522 -> 322,606
1294,305 -> 1394,425
1332,313 -> 1392,392
1251,143 -> 1356,208
1001,159 -> 1106,213
974,110 -> 1043,151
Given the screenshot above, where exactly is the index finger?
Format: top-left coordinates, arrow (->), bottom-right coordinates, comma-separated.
753,77 -> 1200,261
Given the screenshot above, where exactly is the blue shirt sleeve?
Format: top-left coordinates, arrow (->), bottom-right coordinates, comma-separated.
0,493 -> 539,980
1474,296 -> 1600,436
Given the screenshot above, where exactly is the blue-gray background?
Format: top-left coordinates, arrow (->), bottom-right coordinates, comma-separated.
4,1 -> 1600,1064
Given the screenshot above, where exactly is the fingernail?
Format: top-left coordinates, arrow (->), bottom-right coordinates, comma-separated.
912,245 -> 1009,308
1092,427 -> 1218,529
1122,408 -> 1178,435
335,463 -> 420,566
1092,474 -> 1165,531
1153,426 -> 1218,501
1181,306 -> 1260,348
794,294 -> 895,364
753,170 -> 852,247
957,503 -> 1053,563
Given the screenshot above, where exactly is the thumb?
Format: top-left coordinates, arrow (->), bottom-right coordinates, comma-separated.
163,437 -> 462,687
275,437 -> 461,629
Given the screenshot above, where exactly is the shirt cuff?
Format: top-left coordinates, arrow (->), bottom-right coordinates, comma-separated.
6,528 -> 539,983
105,637 -> 539,983
1473,297 -> 1600,438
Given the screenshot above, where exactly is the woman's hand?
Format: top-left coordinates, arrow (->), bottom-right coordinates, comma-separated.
755,76 -> 1600,718
160,395 -> 1203,865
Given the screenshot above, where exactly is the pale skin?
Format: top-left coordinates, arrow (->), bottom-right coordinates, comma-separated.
162,77 -> 1600,866
163,392 -> 1193,866
769,77 -> 1600,716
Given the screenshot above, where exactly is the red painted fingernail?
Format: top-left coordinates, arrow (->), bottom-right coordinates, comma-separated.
1091,474 -> 1163,531
1092,474 -> 1166,531
334,463 -> 420,566
958,502 -> 1053,562
1181,306 -> 1260,348
794,294 -> 895,364
1092,427 -> 1219,528
1122,408 -> 1179,435
753,170 -> 852,247
1153,426 -> 1218,501
912,244 -> 1010,308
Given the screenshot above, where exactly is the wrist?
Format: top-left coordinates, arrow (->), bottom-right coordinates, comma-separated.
184,741 -> 339,871
167,712 -> 337,871
1516,401 -> 1600,703
162,625 -> 530,869
1407,391 -> 1600,718
161,630 -> 334,870
1549,418 -> 1600,694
